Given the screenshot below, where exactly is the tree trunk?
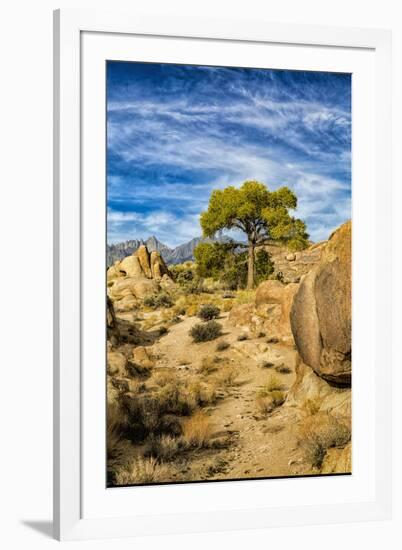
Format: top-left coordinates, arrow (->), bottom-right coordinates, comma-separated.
247,241 -> 255,289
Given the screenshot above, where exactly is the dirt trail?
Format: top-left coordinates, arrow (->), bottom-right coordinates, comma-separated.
151,312 -> 302,481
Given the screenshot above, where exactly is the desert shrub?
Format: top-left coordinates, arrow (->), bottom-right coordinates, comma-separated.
126,360 -> 152,379
216,341 -> 230,352
237,333 -> 248,341
214,365 -> 239,388
255,390 -> 285,414
275,364 -> 292,374
258,375 -> 285,394
198,356 -> 220,376
143,293 -> 174,309
198,304 -> 220,321
152,371 -> 171,387
298,413 -> 351,469
114,456 -> 172,485
181,411 -> 213,448
190,320 -> 222,342
147,434 -> 181,461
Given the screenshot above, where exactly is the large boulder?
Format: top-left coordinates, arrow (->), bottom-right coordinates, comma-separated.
228,280 -> 298,344
255,280 -> 298,337
290,221 -> 351,386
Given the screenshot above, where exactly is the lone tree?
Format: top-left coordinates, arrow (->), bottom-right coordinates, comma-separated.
200,180 -> 309,289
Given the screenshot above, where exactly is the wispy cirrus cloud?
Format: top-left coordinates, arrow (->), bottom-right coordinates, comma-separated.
107,63 -> 351,247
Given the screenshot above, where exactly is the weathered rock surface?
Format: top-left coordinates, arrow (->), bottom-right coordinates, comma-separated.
229,280 -> 298,344
290,221 -> 351,386
107,245 -> 174,310
262,241 -> 325,283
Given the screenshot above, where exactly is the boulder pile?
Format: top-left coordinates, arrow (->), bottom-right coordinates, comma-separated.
107,245 -> 174,312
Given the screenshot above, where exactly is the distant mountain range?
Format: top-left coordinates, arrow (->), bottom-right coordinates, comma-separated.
107,235 -> 232,266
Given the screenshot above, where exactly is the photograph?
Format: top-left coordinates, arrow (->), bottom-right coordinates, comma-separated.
105,61 -> 352,487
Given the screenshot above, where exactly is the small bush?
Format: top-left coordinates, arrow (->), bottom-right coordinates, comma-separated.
198,304 -> 220,321
261,361 -> 275,369
190,321 -> 222,342
216,341 -> 230,352
143,293 -> 174,309
182,412 -> 213,448
237,333 -> 248,341
257,332 -> 266,338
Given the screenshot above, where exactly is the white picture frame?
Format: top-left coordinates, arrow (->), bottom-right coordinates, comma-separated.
53,8 -> 392,541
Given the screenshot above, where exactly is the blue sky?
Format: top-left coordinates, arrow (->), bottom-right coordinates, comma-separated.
107,62 -> 351,247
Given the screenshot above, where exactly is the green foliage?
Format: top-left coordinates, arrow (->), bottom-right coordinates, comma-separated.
200,180 -> 309,287
198,304 -> 220,321
189,320 -> 223,343
254,249 -> 274,284
194,242 -> 228,279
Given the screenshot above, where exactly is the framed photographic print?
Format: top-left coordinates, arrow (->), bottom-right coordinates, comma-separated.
54,9 -> 392,540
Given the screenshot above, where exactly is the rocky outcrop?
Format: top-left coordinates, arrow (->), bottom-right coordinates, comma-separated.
290,221 -> 351,386
262,241 -> 325,283
286,222 -> 352,474
229,280 -> 298,344
107,245 -> 174,312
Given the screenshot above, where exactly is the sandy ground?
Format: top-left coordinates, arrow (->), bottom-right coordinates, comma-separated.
147,311 -> 304,481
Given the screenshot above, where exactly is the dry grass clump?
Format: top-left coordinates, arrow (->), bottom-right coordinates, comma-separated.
190,320 -> 223,342
258,374 -> 285,394
126,360 -> 152,379
198,356 -> 220,376
233,289 -> 256,305
181,411 -> 213,449
255,390 -> 286,414
147,434 -> 181,461
213,364 -> 239,388
297,413 -> 351,469
115,456 -> 172,485
255,375 -> 287,415
302,397 -> 322,416
152,370 -> 172,387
